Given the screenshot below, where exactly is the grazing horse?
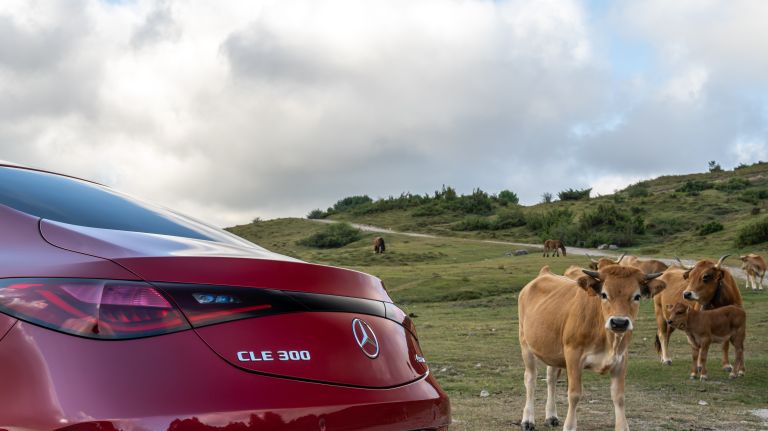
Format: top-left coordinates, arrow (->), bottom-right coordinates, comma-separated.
543,239 -> 566,257
373,237 -> 386,254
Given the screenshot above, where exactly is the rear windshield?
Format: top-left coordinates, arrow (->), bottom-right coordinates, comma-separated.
0,166 -> 255,247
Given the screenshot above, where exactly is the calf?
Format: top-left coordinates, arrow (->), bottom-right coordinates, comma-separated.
518,265 -> 666,430
543,239 -> 566,257
666,302 -> 746,380
622,255 -> 669,274
585,252 -> 625,270
740,253 -> 766,291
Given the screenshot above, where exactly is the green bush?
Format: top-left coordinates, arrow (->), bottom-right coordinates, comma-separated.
497,190 -> 519,205
558,188 -> 591,201
676,180 -> 713,194
412,202 -> 446,217
492,208 -> 527,229
306,209 -> 327,219
625,182 -> 650,197
698,221 -> 724,236
332,195 -> 373,212
738,188 -> 768,205
526,208 -> 574,233
646,216 -> 688,236
452,216 -> 493,231
450,188 -> 493,215
297,223 -> 362,248
714,177 -> 750,192
736,217 -> 768,247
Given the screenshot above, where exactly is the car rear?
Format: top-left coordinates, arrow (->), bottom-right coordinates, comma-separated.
0,164 -> 450,430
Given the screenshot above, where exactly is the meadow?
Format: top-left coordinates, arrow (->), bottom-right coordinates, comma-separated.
229,218 -> 768,431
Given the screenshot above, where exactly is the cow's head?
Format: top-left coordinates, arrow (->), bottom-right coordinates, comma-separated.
682,255 -> 729,305
579,265 -> 666,334
665,302 -> 690,330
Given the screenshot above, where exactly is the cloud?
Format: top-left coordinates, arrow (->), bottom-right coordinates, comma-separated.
0,0 -> 765,228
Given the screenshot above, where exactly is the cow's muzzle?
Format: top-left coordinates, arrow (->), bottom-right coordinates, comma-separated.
683,291 -> 698,300
607,316 -> 632,333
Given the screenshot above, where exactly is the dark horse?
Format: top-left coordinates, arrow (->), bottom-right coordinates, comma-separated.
373,237 -> 386,254
543,239 -> 566,257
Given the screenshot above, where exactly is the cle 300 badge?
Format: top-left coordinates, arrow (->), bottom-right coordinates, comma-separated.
237,350 -> 311,362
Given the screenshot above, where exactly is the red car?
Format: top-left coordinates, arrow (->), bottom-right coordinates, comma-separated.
0,163 -> 450,431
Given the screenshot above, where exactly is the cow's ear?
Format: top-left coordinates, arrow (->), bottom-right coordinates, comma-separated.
577,276 -> 601,296
683,270 -> 692,280
641,279 -> 667,298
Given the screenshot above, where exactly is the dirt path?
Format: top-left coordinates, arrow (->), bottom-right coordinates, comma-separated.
311,219 -> 748,279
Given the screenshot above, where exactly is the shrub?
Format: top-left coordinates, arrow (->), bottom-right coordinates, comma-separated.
526,208 -> 574,233
541,192 -> 553,203
698,221 -> 724,236
625,182 -> 650,197
578,203 -> 645,247
332,195 -> 373,212
306,209 -> 327,219
497,190 -> 520,205
752,207 -> 761,215
297,223 -> 362,248
708,160 -> 723,173
558,187 -> 591,201
738,188 -> 768,205
646,216 -> 688,236
452,216 -> 492,231
492,208 -> 527,229
676,180 -> 713,194
714,177 -> 750,192
412,202 -> 446,217
450,188 -> 493,215
735,217 -> 768,247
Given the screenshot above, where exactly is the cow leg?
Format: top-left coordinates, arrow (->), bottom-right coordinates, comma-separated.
654,308 -> 673,365
733,331 -> 746,377
545,366 -> 560,427
563,352 -> 583,431
760,271 -> 765,290
698,339 -> 711,381
610,361 -> 629,431
721,340 -> 733,373
521,346 -> 537,430
688,339 -> 700,379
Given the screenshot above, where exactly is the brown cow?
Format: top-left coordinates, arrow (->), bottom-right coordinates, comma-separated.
682,255 -> 743,373
622,255 -> 669,274
740,253 -> 766,291
652,266 -> 696,365
373,237 -> 386,254
666,302 -> 746,380
518,265 -> 666,430
585,252 -> 625,270
563,265 -> 585,280
543,239 -> 566,257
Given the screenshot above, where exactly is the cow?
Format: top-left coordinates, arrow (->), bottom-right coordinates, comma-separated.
543,239 -> 566,257
373,237 -> 386,254
585,252 -> 626,270
622,255 -> 669,274
682,255 -> 743,373
652,265 -> 696,365
518,264 -> 666,431
666,302 -> 746,380
563,265 -> 585,280
740,253 -> 766,291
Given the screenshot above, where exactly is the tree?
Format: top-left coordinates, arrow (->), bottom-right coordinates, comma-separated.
497,189 -> 519,205
541,192 -> 553,203
708,160 -> 723,173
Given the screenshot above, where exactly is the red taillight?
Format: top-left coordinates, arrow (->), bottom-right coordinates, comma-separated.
0,278 -> 190,339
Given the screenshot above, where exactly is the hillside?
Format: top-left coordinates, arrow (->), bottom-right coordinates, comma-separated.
301,161 -> 768,257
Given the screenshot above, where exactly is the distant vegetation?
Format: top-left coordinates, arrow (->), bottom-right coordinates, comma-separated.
297,222 -> 362,248
295,161 -> 768,251
736,217 -> 768,247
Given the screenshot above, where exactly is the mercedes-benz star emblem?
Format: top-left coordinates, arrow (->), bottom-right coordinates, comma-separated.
351,318 -> 379,359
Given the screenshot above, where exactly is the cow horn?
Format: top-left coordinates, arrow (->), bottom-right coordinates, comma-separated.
675,256 -> 692,270
715,254 -> 730,269
645,272 -> 663,281
582,269 -> 600,279
585,253 -> 598,263
614,252 -> 626,263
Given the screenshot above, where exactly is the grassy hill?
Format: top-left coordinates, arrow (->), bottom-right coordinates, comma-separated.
297,161 -> 768,258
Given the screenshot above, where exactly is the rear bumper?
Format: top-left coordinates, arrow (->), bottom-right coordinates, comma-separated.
0,322 -> 450,431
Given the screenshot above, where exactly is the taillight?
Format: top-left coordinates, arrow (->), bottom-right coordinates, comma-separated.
0,278 -> 190,339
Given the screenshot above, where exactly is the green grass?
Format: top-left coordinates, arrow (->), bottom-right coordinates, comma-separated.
228,218 -> 768,430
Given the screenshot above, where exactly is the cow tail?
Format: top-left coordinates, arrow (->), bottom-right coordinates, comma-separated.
654,334 -> 662,355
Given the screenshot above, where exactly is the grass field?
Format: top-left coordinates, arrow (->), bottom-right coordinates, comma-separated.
228,218 -> 768,431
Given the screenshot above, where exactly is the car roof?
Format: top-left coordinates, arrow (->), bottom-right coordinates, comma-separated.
0,161 -> 105,187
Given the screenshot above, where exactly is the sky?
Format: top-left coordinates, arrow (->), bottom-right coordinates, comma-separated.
1,0 -> 767,227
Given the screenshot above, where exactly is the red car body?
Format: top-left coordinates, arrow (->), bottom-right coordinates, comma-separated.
0,164 -> 450,431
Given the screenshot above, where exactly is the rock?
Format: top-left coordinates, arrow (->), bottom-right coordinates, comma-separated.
504,251 -> 513,256
439,367 -> 448,373
475,363 -> 482,368
598,244 -> 609,250
608,244 -> 619,250
698,400 -> 709,406
480,389 -> 490,398
514,249 -> 529,256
